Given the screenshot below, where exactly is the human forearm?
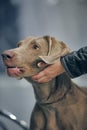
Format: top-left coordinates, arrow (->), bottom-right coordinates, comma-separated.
60,46 -> 87,78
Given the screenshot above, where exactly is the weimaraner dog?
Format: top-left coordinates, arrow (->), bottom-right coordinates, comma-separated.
2,36 -> 87,130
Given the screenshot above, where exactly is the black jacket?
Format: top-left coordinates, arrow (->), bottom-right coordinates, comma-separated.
61,46 -> 87,78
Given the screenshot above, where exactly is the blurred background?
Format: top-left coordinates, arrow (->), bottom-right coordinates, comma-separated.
0,0 -> 87,129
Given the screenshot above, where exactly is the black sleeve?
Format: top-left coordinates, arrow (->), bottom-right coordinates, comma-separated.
60,46 -> 87,78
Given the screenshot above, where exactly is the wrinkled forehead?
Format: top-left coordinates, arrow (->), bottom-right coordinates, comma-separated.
17,36 -> 48,47
23,36 -> 38,43
17,36 -> 36,46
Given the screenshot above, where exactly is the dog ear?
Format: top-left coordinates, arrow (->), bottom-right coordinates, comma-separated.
39,36 -> 71,64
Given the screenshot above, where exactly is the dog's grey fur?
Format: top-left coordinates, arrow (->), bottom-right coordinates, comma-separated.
2,36 -> 87,130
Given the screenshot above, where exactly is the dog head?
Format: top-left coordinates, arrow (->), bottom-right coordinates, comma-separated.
2,36 -> 70,79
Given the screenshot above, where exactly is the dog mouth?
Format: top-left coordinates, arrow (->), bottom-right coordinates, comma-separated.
6,66 -> 25,78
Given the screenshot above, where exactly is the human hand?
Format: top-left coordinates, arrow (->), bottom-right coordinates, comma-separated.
32,59 -> 65,83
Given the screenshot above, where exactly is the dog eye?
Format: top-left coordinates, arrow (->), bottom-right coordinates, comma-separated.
17,42 -> 23,47
17,44 -> 20,47
33,44 -> 39,50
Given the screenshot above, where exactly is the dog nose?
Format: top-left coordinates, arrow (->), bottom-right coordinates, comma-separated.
2,54 -> 12,60
1,51 -> 14,60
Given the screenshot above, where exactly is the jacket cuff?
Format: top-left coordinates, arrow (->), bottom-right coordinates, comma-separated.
60,56 -> 75,78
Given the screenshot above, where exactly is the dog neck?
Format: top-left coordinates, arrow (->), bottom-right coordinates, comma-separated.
25,73 -> 72,104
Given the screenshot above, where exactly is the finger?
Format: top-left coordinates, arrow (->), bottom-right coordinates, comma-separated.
36,77 -> 52,83
37,62 -> 48,68
37,62 -> 45,67
32,71 -> 45,80
36,78 -> 47,83
35,76 -> 52,83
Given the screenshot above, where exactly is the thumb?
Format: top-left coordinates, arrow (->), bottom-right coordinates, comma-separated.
37,61 -> 48,68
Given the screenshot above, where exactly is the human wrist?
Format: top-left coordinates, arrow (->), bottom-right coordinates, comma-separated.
59,58 -> 65,73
